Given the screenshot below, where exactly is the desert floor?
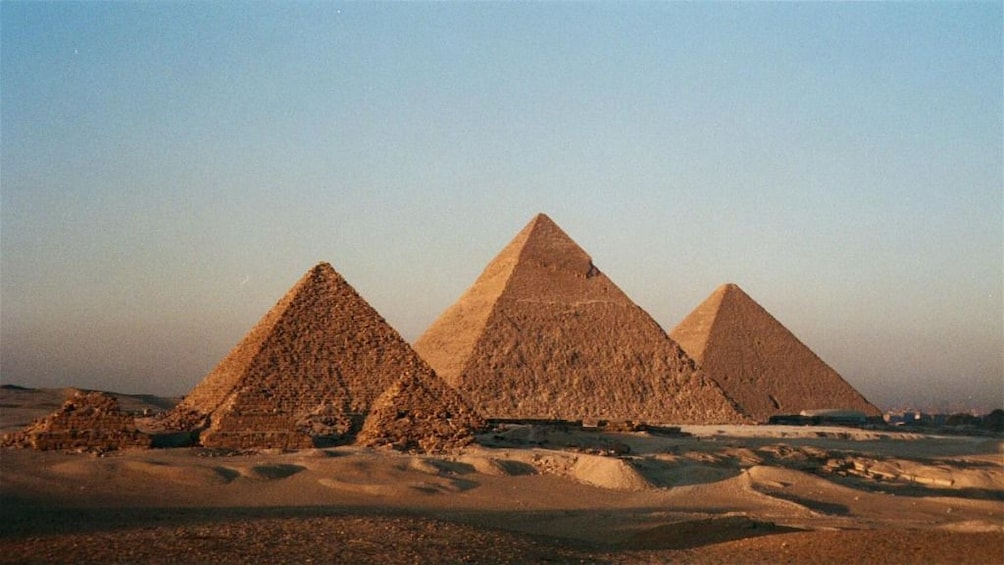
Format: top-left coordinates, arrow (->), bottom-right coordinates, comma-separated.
1,388 -> 1002,564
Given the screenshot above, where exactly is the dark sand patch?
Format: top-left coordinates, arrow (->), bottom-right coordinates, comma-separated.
624,515 -> 801,550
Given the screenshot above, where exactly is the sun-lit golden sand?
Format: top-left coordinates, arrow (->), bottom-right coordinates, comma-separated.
2,388 -> 1001,564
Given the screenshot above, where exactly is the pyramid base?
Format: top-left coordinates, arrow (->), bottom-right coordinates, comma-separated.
199,430 -> 315,451
2,430 -> 151,452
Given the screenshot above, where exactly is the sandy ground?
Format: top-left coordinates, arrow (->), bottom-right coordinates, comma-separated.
2,388 -> 1002,563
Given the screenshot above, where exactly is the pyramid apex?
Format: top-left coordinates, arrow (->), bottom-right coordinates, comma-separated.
714,283 -> 751,300
311,261 -> 335,273
529,212 -> 555,225
516,213 -> 561,237
512,213 -> 596,277
302,262 -> 344,285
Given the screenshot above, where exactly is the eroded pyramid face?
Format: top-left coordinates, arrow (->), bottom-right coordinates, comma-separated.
671,283 -> 880,422
414,214 -> 747,424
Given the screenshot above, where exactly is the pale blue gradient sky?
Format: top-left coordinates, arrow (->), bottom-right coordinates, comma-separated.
2,2 -> 1001,411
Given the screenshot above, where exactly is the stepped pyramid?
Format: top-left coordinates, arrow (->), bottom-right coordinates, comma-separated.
413,213 -> 746,424
2,391 -> 150,452
356,371 -> 486,453
169,262 -> 437,449
670,283 -> 880,422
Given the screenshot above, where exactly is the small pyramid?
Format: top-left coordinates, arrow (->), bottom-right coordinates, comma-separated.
2,391 -> 150,452
356,371 -> 486,453
168,262 -> 437,449
414,214 -> 746,424
670,283 -> 881,422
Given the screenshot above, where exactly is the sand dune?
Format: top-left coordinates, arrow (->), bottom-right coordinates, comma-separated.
2,386 -> 1002,562
3,422 -> 1001,563
570,453 -> 652,491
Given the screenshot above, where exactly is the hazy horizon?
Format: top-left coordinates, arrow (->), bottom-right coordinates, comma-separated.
2,3 -> 1001,413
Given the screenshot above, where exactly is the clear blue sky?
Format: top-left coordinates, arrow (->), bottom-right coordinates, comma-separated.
2,2 -> 1001,412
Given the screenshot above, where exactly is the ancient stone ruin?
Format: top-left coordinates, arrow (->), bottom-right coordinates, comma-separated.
356,371 -> 486,454
166,262 -> 441,450
670,283 -> 881,422
2,391 -> 150,452
414,213 -> 747,424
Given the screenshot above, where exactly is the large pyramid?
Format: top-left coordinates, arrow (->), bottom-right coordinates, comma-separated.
670,283 -> 880,422
413,214 -> 746,424
169,262 -> 438,449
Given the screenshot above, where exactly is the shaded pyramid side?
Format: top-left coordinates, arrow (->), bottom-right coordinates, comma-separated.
356,371 -> 486,454
415,214 -> 747,424
2,391 -> 150,452
671,284 -> 880,422
170,262 -> 436,449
